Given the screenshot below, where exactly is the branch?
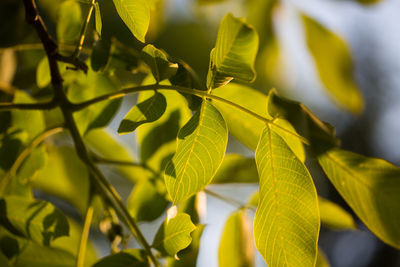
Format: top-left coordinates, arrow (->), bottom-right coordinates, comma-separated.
0,101 -> 55,111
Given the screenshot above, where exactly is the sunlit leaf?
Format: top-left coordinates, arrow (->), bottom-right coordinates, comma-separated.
164,100 -> 228,204
57,0 -> 82,43
316,248 -> 330,267
112,0 -> 150,42
255,126 -> 319,267
118,92 -> 167,135
207,13 -> 258,89
153,213 -> 196,257
212,154 -> 258,184
317,148 -> 400,249
302,14 -> 363,114
219,210 -> 254,267
33,145 -> 90,214
91,38 -> 111,72
94,2 -> 102,35
319,197 -> 356,230
36,57 -> 51,88
0,196 -> 69,246
141,45 -> 178,82
93,249 -> 149,267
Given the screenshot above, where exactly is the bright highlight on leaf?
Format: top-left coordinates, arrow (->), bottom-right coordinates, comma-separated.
254,126 -> 320,267
318,148 -> 400,249
112,0 -> 150,42
164,100 -> 228,204
302,14 -> 363,115
153,213 -> 196,257
118,92 -> 167,135
141,45 -> 178,82
207,13 -> 259,89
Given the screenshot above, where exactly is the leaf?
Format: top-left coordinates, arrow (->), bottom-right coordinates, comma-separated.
127,179 -> 169,222
302,14 -> 363,114
36,57 -> 51,88
153,213 -> 196,257
207,13 -> 259,89
317,148 -> 400,249
212,154 -> 258,184
219,210 -> 254,267
91,38 -> 111,72
57,0 -> 82,43
318,197 -> 356,230
94,2 -> 102,35
254,126 -> 319,267
93,249 -> 149,267
112,0 -> 150,42
33,145 -> 90,214
316,248 -> 330,267
356,0 -> 381,4
213,84 -> 305,162
0,252 -> 9,267
141,45 -> 178,82
118,92 -> 167,135
164,100 -> 228,204
0,196 -> 69,246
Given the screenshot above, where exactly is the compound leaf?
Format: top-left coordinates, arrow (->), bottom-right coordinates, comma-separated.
141,45 -> 178,82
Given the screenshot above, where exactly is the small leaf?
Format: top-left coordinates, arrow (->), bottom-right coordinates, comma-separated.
94,2 -> 102,35
212,154 -> 258,184
356,0 -> 381,5
207,13 -> 259,89
0,196 -> 69,246
316,248 -> 330,267
317,148 -> 400,249
219,210 -> 254,267
118,92 -> 167,135
319,197 -> 357,230
255,126 -> 319,267
57,0 -> 82,43
141,45 -> 178,82
93,249 -> 149,267
153,213 -> 196,257
36,57 -> 51,88
91,38 -> 111,72
112,0 -> 150,42
302,14 -> 363,114
164,100 -> 228,204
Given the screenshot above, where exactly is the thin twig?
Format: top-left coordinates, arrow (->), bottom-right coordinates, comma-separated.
0,101 -> 55,111
204,189 -> 256,212
76,203 -> 94,267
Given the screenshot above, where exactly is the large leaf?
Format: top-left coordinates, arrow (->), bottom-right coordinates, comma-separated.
0,196 -> 69,246
164,100 -> 228,204
302,14 -> 363,114
93,249 -> 149,267
141,45 -> 178,82
213,84 -> 305,162
317,148 -> 400,248
57,0 -> 82,43
112,0 -> 150,42
218,210 -> 254,267
207,13 -> 258,89
118,91 -> 167,135
212,154 -> 258,184
254,126 -> 319,267
318,197 -> 356,230
153,213 -> 196,257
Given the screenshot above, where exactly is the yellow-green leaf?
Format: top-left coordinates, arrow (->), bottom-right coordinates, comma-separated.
112,0 -> 150,42
317,148 -> 400,249
212,154 -> 258,184
302,14 -> 363,114
164,100 -> 228,204
218,210 -> 254,267
316,248 -> 330,267
255,126 -> 319,267
141,45 -> 178,82
94,2 -> 102,35
319,197 -> 357,230
57,0 -> 82,43
207,13 -> 259,89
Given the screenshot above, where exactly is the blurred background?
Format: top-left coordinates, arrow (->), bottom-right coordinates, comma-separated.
1,0 -> 400,266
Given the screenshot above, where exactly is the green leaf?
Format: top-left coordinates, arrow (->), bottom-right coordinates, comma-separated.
94,2 -> 102,35
219,210 -> 254,267
0,252 -> 9,267
128,179 -> 168,222
0,196 -> 69,246
317,148 -> 400,249
254,126 -> 319,267
91,38 -> 111,72
112,0 -> 150,42
118,92 -> 167,135
93,249 -> 149,267
164,100 -> 228,204
316,248 -> 330,267
213,84 -> 305,162
356,0 -> 382,4
153,213 -> 196,257
207,13 -> 259,89
318,197 -> 356,230
212,154 -> 258,184
302,14 -> 363,114
36,57 -> 51,88
57,0 -> 82,43
141,45 -> 178,82
33,145 -> 90,214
